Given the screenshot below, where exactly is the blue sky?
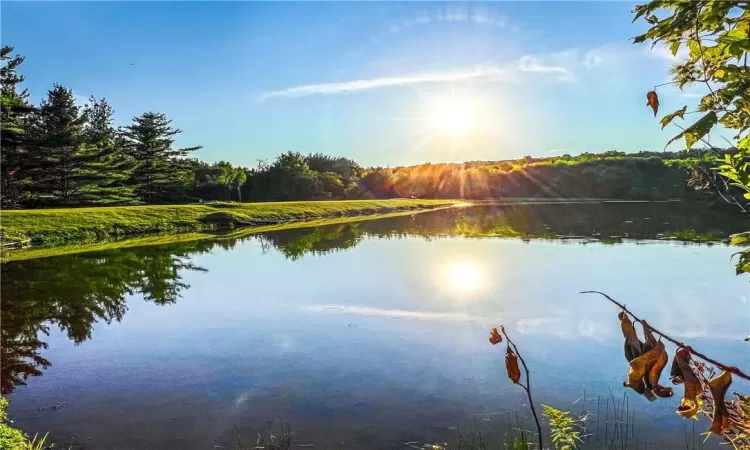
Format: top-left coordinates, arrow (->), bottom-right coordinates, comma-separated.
2,1 -> 712,167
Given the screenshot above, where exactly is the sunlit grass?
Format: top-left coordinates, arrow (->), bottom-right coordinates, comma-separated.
1,207 -> 459,262
0,200 -> 459,248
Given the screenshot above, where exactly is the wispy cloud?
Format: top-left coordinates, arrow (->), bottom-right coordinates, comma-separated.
517,55 -> 576,81
305,304 -> 490,323
257,66 -> 511,101
258,40 -> 697,103
257,54 -> 575,102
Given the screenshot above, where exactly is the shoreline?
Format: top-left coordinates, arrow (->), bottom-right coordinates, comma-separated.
2,198 -> 733,263
0,207 -> 460,263
0,200 -> 460,251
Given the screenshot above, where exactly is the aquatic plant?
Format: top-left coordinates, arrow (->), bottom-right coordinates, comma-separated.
542,405 -> 587,450
232,422 -> 294,450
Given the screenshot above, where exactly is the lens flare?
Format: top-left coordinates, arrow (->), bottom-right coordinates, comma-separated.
444,261 -> 482,293
429,96 -> 474,137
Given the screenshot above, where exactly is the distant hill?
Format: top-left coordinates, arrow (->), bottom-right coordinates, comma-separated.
358,149 -> 738,203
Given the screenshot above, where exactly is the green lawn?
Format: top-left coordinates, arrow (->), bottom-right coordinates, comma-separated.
1,208 -> 459,262
0,200 -> 459,247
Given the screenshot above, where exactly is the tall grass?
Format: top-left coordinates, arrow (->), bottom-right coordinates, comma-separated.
355,391 -> 706,450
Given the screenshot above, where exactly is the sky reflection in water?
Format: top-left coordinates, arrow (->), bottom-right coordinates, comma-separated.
3,204 -> 749,449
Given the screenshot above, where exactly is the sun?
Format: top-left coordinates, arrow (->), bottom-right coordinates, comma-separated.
444,261 -> 482,293
429,97 -> 474,137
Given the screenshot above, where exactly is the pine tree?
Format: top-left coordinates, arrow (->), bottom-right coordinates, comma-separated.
80,97 -> 138,204
0,46 -> 34,208
26,84 -> 100,205
121,112 -> 201,203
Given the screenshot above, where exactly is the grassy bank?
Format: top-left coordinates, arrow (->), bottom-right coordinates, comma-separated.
0,199 -> 458,247
0,207 -> 454,262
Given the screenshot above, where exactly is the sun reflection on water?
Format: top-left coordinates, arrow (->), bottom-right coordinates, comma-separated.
443,260 -> 483,294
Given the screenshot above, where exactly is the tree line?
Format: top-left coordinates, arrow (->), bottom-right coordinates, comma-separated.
358,150 -> 740,201
1,45 -> 742,209
2,45 -> 203,207
1,46 -> 365,208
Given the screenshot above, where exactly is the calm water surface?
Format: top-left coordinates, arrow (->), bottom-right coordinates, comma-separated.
2,202 -> 749,449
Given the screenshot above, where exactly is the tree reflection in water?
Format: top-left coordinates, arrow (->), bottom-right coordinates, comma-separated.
2,202 -> 745,394
0,242 -> 214,394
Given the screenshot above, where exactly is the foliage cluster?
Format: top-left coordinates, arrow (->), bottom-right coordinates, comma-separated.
358,150 -> 738,201
632,0 -> 750,275
240,152 -> 364,202
634,1 -> 750,205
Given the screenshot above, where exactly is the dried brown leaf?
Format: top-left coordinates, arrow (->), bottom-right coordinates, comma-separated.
647,341 -> 673,398
489,328 -> 502,345
619,312 -> 643,362
624,341 -> 661,400
647,90 -> 660,116
708,370 -> 733,435
641,320 -> 658,353
672,348 -> 701,418
505,346 -> 521,384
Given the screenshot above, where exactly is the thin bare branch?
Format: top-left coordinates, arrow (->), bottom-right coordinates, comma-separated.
499,325 -> 544,450
654,81 -> 680,89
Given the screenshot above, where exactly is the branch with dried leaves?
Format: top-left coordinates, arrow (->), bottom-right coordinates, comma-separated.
487,290 -> 749,448
580,290 -> 749,381
582,290 -> 750,448
489,325 -> 544,450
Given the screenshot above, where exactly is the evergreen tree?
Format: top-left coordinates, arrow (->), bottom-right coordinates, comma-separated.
80,97 -> 138,204
121,112 -> 201,203
0,46 -> 34,208
26,84 -> 99,206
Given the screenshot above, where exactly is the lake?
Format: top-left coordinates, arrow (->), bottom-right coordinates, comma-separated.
2,202 -> 749,449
